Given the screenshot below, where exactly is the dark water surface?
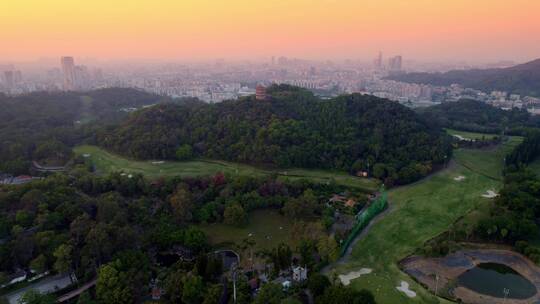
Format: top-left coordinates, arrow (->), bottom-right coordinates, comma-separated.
458,263 -> 536,299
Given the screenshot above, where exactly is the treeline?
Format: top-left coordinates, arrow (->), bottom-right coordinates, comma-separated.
475,169 -> 540,246
98,85 -> 451,185
505,129 -> 540,168
0,88 -> 165,175
418,99 -> 538,134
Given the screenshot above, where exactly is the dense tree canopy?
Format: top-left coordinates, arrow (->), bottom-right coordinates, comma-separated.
418,99 -> 538,133
505,129 -> 540,167
98,85 -> 451,184
0,88 -> 165,174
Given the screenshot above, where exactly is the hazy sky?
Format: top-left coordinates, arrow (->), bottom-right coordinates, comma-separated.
2,0 -> 540,63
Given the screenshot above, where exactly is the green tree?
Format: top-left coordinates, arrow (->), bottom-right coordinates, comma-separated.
281,298 -> 302,304
165,269 -> 185,303
76,291 -> 96,304
317,286 -> 375,304
30,254 -> 48,274
53,244 -> 73,275
15,210 -> 34,228
169,185 -> 194,223
223,203 -> 247,226
272,243 -> 292,271
203,284 -> 223,304
184,227 -> 208,252
317,236 -> 339,263
176,144 -> 194,161
182,274 -> 204,304
372,163 -> 386,179
96,264 -> 132,304
17,290 -> 55,304
253,283 -> 285,304
283,189 -> 317,219
307,273 -> 331,297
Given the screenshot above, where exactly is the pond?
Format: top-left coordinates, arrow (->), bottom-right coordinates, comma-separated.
458,263 -> 537,299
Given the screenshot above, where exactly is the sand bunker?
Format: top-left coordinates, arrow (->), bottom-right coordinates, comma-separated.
454,176 -> 466,181
452,135 -> 474,142
396,281 -> 416,298
82,153 -> 91,158
482,190 -> 498,198
151,161 -> 165,164
338,268 -> 372,286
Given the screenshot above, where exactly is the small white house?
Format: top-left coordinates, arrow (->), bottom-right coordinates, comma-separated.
282,280 -> 291,290
292,266 -> 308,282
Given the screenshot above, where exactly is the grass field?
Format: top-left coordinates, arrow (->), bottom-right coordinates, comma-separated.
331,135 -> 521,304
198,209 -> 294,251
452,136 -> 522,180
73,145 -> 378,192
445,128 -> 499,141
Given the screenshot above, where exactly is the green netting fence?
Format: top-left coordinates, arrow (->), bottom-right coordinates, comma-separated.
339,188 -> 388,256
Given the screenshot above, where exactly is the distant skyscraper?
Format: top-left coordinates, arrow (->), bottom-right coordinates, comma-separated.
3,71 -> 14,89
61,56 -> 75,90
388,55 -> 402,71
13,70 -> 23,83
373,51 -> 383,69
74,65 -> 90,89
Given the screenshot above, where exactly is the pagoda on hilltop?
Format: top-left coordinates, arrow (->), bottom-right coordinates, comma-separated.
255,84 -> 267,101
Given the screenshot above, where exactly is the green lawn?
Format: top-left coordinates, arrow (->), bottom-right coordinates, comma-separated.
452,136 -> 522,180
197,209 -> 294,251
331,137 -> 521,304
73,145 -> 378,192
197,209 -> 302,268
445,128 -> 499,140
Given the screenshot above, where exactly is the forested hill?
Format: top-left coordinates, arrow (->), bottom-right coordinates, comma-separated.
387,58 -> 540,97
97,85 -> 452,185
417,99 -> 540,133
0,88 -> 166,174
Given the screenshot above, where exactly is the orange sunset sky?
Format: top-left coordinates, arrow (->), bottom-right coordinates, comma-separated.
1,0 -> 540,62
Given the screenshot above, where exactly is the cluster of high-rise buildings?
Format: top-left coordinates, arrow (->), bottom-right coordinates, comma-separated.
0,57 -> 105,95
373,52 -> 402,72
0,64 -> 23,92
60,56 -> 103,91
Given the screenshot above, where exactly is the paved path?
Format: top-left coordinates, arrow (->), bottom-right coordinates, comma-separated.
4,274 -> 73,304
32,161 -> 66,172
57,278 -> 97,302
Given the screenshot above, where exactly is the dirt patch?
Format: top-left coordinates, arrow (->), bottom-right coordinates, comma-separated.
338,268 -> 372,286
402,249 -> 540,304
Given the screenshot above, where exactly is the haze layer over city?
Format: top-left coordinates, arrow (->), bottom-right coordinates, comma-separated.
2,0 -> 540,108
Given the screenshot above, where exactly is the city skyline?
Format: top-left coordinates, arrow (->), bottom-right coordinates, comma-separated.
1,0 -> 540,63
